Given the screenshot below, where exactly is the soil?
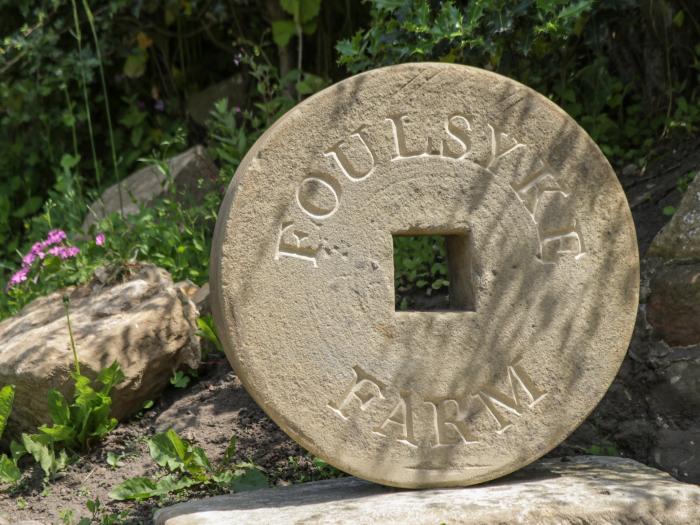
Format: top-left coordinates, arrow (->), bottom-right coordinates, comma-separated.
0,133 -> 697,524
0,355 -> 331,524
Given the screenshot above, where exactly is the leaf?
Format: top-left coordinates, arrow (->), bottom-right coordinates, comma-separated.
280,0 -> 321,23
10,440 -> 26,464
0,454 -> 20,484
662,206 -> 676,216
97,361 -> 125,393
0,385 -> 15,440
21,434 -> 55,479
106,451 -> 123,469
38,424 -> 75,443
148,429 -> 187,471
230,466 -> 268,492
123,50 -> 148,79
109,475 -> 197,501
47,389 -> 70,426
170,371 -> 190,389
136,31 -> 153,49
373,0 -> 405,11
222,436 -> 237,465
271,20 -> 296,47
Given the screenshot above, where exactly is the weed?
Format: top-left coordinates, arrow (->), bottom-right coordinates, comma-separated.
110,430 -> 267,501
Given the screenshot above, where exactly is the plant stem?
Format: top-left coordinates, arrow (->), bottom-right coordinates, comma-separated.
70,0 -> 102,190
63,296 -> 80,376
82,0 -> 123,215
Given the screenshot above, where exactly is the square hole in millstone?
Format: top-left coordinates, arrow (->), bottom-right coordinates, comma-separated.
392,233 -> 475,312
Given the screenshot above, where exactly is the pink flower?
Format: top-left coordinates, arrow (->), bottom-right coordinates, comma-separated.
47,245 -> 80,260
95,233 -> 105,246
7,267 -> 29,289
45,229 -> 67,246
22,251 -> 37,267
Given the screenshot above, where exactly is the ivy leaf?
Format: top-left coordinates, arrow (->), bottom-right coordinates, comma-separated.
0,385 -> 15,440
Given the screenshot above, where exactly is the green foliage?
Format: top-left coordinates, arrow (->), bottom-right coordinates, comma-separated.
0,385 -> 20,484
0,384 -> 15,439
38,361 -> 125,452
170,371 -> 191,389
393,236 -> 449,310
110,430 -> 267,501
196,315 -> 224,356
586,441 -> 619,456
106,451 -> 124,470
337,0 -> 700,163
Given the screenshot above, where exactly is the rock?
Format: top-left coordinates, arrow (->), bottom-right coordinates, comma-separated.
646,263 -> 700,345
211,63 -> 639,487
154,456 -> 700,525
653,429 -> 700,483
82,146 -> 218,231
0,264 -> 200,437
187,75 -> 247,126
192,282 -> 210,316
648,173 -> 700,259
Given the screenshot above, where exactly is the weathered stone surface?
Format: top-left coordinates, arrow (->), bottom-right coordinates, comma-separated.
155,456 -> 700,525
648,173 -> 700,259
82,145 -> 217,231
647,263 -> 700,346
187,75 -> 247,126
653,429 -> 700,483
0,265 -> 200,437
211,63 -> 639,488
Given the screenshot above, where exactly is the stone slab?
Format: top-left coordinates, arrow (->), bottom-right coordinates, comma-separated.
211,62 -> 639,487
155,456 -> 700,525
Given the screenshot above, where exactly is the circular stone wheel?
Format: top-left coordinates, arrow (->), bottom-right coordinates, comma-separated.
211,63 -> 639,488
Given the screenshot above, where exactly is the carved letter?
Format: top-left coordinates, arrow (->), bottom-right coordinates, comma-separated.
374,390 -> 418,447
274,222 -> 319,267
324,126 -> 377,182
442,114 -> 471,159
477,362 -> 546,433
540,224 -> 584,263
387,114 -> 427,159
511,160 -> 568,217
328,366 -> 386,420
477,124 -> 525,170
425,398 -> 478,446
296,173 -> 341,221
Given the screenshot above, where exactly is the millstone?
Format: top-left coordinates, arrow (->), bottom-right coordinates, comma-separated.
211,63 -> 639,488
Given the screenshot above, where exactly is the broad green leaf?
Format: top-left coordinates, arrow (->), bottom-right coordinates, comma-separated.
148,429 -> 187,471
38,424 -> 75,443
109,475 -> 197,501
47,389 -> 70,426
21,434 -> 54,479
0,454 -> 20,483
230,466 -> 268,492
187,446 -> 212,477
280,0 -> 321,23
0,385 -> 15,439
10,440 -> 26,464
271,20 -> 296,47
